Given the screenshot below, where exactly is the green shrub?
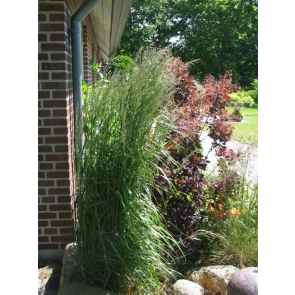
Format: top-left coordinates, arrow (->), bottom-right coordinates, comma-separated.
243,102 -> 251,108
107,55 -> 136,75
229,92 -> 241,104
251,79 -> 258,104
251,103 -> 258,108
229,91 -> 255,106
231,102 -> 236,107
246,90 -> 255,100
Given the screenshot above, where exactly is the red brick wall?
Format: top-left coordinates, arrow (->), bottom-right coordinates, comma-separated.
38,0 -> 101,258
82,18 -> 102,86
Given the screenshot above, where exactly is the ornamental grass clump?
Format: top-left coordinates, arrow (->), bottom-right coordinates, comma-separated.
197,180 -> 258,269
76,48 -> 178,294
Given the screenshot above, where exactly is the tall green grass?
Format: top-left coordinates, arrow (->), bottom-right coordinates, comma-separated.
76,48 -> 179,293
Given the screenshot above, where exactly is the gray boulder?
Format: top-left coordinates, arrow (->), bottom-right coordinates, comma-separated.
227,267 -> 258,295
172,279 -> 204,295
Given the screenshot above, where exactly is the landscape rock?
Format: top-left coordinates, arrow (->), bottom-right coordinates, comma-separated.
186,265 -> 239,295
172,279 -> 204,295
38,260 -> 62,295
59,243 -> 82,286
227,267 -> 258,295
38,266 -> 53,295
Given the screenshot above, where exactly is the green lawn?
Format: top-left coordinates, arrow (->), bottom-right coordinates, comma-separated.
226,107 -> 258,147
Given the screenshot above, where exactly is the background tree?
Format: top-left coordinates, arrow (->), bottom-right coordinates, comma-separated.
118,0 -> 258,87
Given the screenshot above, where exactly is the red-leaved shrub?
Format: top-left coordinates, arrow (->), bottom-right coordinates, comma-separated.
153,58 -> 241,262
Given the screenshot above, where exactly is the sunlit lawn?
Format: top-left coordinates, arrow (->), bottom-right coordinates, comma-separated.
226,107 -> 258,147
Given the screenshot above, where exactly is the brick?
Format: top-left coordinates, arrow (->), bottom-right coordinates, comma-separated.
39,163 -> 53,170
38,72 -> 49,80
38,244 -> 59,250
41,63 -> 51,71
43,100 -> 67,108
38,101 -> 42,108
46,154 -> 68,162
38,91 -> 50,99
38,229 -> 42,235
42,82 -> 67,90
56,163 -> 69,170
51,62 -> 67,71
38,110 -> 51,117
42,62 -> 66,71
39,180 -> 54,187
51,235 -> 73,242
59,212 -> 72,219
38,146 -> 53,153
60,227 -> 73,234
39,23 -> 46,31
38,220 -> 48,227
45,137 -> 68,144
38,138 -> 43,145
38,14 -> 46,21
38,189 -> 46,195
41,43 -> 66,51
55,145 -> 69,153
51,53 -> 68,61
38,54 -> 48,61
38,153 -> 43,160
49,13 -> 66,22
48,188 -> 70,195
39,172 -> 45,178
39,236 -> 50,243
47,171 -> 69,178
41,197 -> 56,203
38,205 -> 47,211
38,128 -> 52,135
52,91 -> 68,98
39,3 -> 65,12
50,204 -> 71,211
39,212 -> 56,219
44,228 -> 58,235
44,118 -> 67,126
51,220 -> 73,227
56,179 -> 70,186
38,119 -> 42,127
58,196 -> 71,203
53,109 -> 68,117
38,34 -> 47,42
50,34 -> 66,41
53,128 -> 68,135
52,72 -> 68,80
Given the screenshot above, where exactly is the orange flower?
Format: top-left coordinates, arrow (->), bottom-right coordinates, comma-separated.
210,211 -> 224,218
228,208 -> 244,216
